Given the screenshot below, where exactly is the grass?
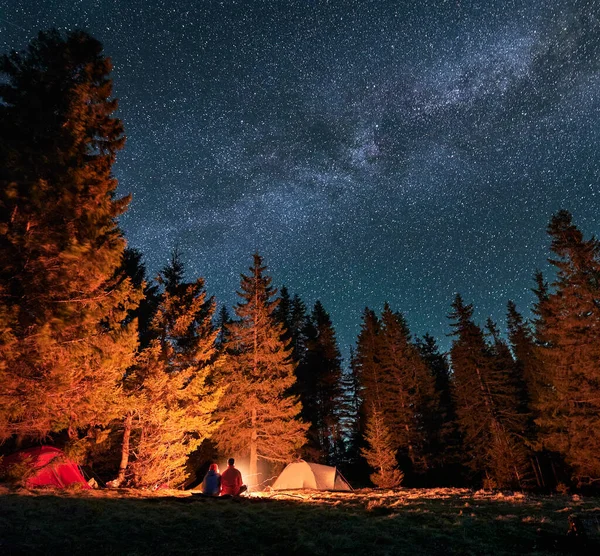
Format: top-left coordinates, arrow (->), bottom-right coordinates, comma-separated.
1,486 -> 599,555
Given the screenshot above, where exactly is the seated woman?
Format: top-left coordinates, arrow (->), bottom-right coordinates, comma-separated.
201,463 -> 221,496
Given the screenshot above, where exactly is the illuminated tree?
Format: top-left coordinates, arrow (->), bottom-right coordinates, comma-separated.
354,307 -> 383,421
450,295 -> 530,489
506,300 -> 548,487
119,252 -> 222,487
378,304 -> 438,474
533,211 -> 600,485
0,30 -> 139,442
214,254 -> 307,487
361,406 -> 404,488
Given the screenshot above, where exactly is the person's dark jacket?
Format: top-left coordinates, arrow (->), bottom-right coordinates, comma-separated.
201,469 -> 221,496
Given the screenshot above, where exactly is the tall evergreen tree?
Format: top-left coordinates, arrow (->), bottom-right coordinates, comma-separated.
533,211 -> 600,485
299,301 -> 344,464
289,293 -> 309,364
215,305 -> 233,349
361,406 -> 404,488
214,254 -> 307,487
338,347 -> 363,469
506,300 -> 548,488
0,30 -> 139,442
117,253 -> 221,487
415,333 -> 461,483
449,295 -> 530,489
121,248 -> 160,349
378,304 -> 438,475
354,307 -> 383,422
506,301 -> 542,409
273,285 -> 292,339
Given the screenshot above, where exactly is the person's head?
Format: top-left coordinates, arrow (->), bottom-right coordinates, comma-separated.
209,463 -> 218,472
228,458 -> 235,467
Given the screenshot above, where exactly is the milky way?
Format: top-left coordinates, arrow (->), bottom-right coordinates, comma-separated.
2,0 -> 600,355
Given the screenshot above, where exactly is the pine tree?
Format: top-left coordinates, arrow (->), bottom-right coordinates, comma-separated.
214,254 -> 307,487
506,300 -> 547,488
506,301 -> 542,409
415,333 -> 461,484
121,248 -> 160,349
215,305 -> 233,349
0,30 -> 139,442
354,308 -> 383,420
361,406 -> 404,488
449,295 -> 529,488
273,285 -> 292,339
531,271 -> 550,337
300,301 -> 344,464
289,293 -> 310,364
378,304 -> 438,475
533,211 -> 600,485
118,253 -> 222,487
338,347 -> 363,469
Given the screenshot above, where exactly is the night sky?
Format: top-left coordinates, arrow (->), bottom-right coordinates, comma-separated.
2,0 -> 600,356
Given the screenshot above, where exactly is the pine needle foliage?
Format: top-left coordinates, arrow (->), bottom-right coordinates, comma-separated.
449,295 -> 530,489
378,304 -> 438,474
299,301 -> 344,464
122,254 -> 222,488
0,30 -> 140,442
354,308 -> 383,419
214,254 -> 307,486
533,210 -> 600,485
415,333 -> 461,482
361,406 -> 404,488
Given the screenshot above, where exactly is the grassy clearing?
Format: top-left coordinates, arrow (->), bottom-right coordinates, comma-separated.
1,487 -> 599,555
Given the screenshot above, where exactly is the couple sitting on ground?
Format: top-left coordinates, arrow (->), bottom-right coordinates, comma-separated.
201,458 -> 248,497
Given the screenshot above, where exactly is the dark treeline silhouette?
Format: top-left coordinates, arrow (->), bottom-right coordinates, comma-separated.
1,30 -> 600,492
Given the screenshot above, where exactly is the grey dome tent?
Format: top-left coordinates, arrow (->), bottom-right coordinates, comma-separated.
271,460 -> 352,491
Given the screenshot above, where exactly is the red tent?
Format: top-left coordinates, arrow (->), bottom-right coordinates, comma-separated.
1,446 -> 91,489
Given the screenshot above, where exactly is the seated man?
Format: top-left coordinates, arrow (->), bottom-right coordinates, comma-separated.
220,458 -> 247,496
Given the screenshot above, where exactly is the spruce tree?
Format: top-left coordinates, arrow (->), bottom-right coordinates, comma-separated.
215,305 -> 233,349
121,248 -> 160,349
361,406 -> 404,488
289,293 -> 310,364
0,30 -> 139,442
378,304 -> 438,475
118,253 -> 221,487
354,308 -> 383,420
534,211 -> 600,485
449,295 -> 529,488
338,347 -> 363,469
506,300 -> 542,409
300,301 -> 344,464
273,285 -> 292,339
214,254 -> 307,487
506,300 -> 547,487
415,333 -> 461,484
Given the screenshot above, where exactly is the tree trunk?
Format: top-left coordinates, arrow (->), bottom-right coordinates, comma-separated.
116,412 -> 133,485
249,406 -> 258,489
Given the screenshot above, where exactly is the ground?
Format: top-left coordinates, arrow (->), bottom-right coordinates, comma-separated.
0,486 -> 598,555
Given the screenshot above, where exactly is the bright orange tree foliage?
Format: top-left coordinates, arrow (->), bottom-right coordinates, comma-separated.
0,31 -> 140,442
214,254 -> 307,487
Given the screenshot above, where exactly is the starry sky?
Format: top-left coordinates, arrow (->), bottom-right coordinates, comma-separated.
2,0 -> 600,356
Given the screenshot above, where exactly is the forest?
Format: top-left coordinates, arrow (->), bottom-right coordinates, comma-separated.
1,29 -> 600,495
